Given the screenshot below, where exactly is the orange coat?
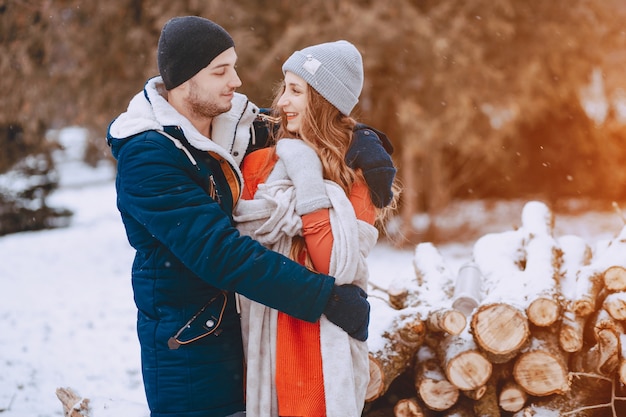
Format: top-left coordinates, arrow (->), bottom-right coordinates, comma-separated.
241,148 -> 375,417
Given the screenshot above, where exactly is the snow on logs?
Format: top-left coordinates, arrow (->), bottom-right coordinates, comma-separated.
366,200 -> 626,415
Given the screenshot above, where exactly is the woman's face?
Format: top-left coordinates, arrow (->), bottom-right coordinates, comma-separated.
277,71 -> 309,135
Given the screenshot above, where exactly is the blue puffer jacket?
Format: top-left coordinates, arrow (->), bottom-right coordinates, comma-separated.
107,77 -> 335,417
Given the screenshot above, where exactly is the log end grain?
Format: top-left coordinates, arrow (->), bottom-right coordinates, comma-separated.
428,309 -> 467,335
446,350 -> 492,391
471,303 -> 530,362
513,351 -> 570,396
603,292 -> 626,321
604,266 -> 626,292
498,381 -> 527,412
418,379 -> 459,411
393,397 -> 424,417
527,297 -> 560,327
444,309 -> 467,336
462,384 -> 486,401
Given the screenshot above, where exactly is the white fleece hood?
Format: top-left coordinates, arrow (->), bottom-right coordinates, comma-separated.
108,76 -> 259,168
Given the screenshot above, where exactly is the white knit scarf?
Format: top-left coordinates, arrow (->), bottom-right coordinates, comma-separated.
234,177 -> 378,417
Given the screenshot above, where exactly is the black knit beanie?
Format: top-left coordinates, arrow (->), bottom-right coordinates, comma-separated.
157,16 -> 235,90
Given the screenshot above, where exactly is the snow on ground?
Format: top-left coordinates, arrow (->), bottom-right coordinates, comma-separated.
0,128 -> 623,416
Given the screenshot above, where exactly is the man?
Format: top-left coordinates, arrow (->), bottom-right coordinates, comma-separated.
106,16 -> 395,417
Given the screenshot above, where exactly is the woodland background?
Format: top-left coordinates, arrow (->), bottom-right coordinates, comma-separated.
3,0 -> 626,241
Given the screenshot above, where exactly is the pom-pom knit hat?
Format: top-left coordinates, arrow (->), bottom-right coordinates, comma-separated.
282,40 -> 364,116
157,16 -> 234,90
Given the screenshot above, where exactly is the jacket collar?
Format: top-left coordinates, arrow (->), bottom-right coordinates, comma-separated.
107,76 -> 244,171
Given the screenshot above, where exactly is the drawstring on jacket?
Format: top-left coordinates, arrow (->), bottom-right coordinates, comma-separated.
159,130 -> 199,170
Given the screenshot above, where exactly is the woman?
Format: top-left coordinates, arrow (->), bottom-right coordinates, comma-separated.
234,40 -> 398,417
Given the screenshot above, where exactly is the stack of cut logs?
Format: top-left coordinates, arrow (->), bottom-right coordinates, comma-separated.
366,201 -> 626,416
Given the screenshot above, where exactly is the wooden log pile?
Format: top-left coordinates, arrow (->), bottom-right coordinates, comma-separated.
365,200 -> 626,416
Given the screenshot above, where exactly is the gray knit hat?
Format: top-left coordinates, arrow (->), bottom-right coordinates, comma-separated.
282,40 -> 363,116
158,16 -> 234,90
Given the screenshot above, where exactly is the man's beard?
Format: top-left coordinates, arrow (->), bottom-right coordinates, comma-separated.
186,80 -> 232,119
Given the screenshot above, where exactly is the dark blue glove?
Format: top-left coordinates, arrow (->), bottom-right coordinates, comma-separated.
323,284 -> 370,341
346,124 -> 396,208
246,108 -> 277,155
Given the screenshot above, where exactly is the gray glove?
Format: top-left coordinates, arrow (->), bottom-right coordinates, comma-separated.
273,139 -> 331,216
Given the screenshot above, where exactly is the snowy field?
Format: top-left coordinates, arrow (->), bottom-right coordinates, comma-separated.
0,128 -> 624,416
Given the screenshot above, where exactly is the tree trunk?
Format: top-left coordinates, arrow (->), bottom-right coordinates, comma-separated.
603,292 -> 626,321
512,329 -> 570,396
571,268 -> 604,317
388,284 -> 409,310
498,380 -> 527,413
519,202 -> 561,327
462,385 -> 486,401
367,299 -> 427,402
513,371 -> 613,416
414,345 -> 459,411
426,308 -> 466,336
526,296 -> 560,327
393,397 -> 425,417
591,308 -> 624,376
438,332 -> 492,391
604,265 -> 626,291
470,303 -> 530,363
558,308 -> 586,352
472,381 -> 500,417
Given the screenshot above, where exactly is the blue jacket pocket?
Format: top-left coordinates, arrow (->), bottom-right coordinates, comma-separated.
167,291 -> 227,349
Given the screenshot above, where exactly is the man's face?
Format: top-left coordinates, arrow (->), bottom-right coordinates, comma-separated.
184,47 -> 242,119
